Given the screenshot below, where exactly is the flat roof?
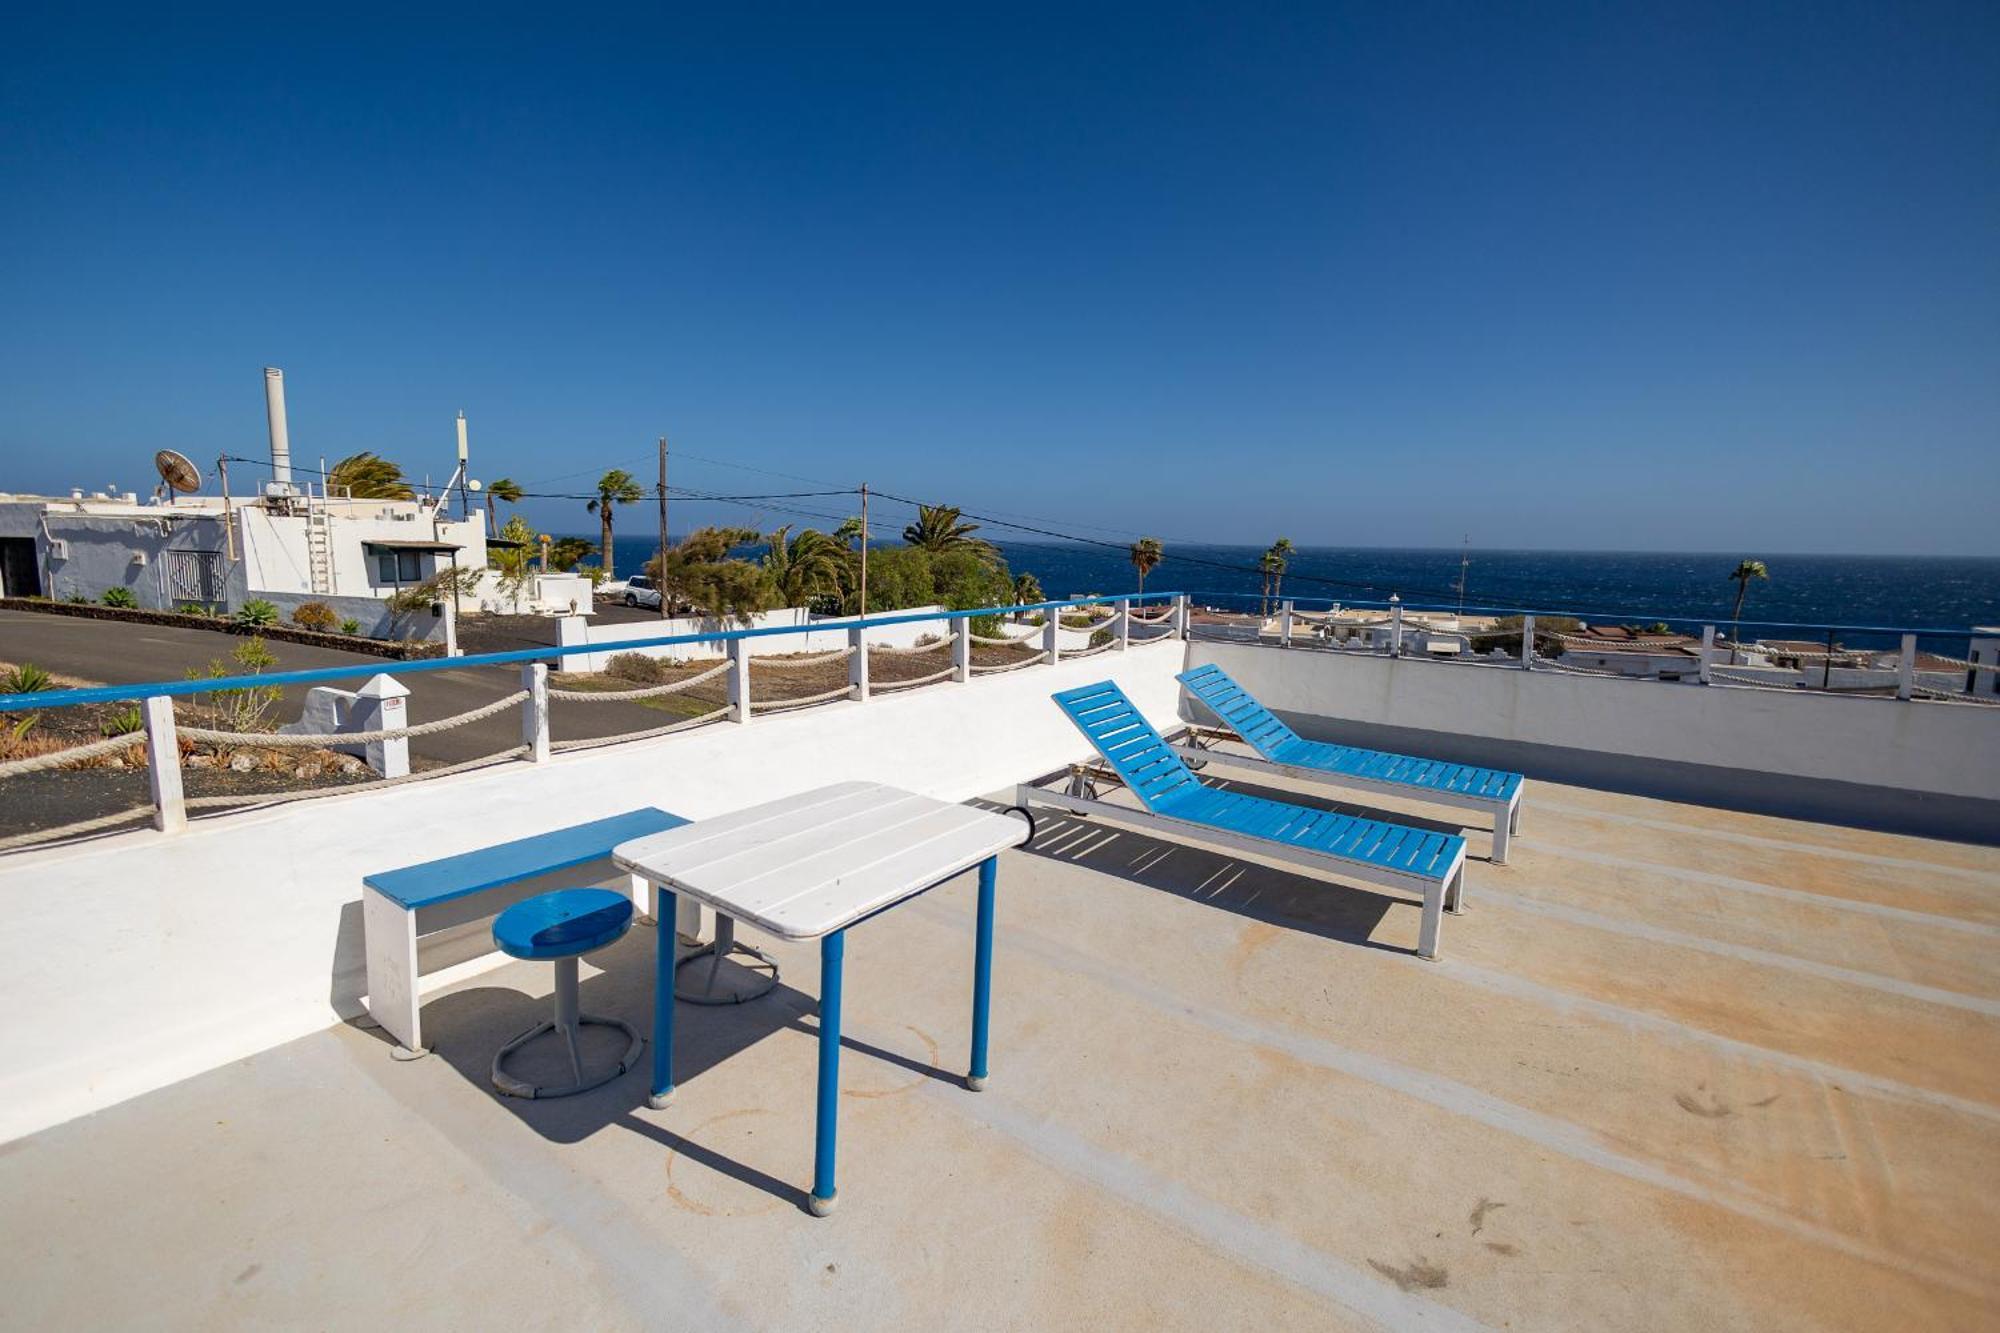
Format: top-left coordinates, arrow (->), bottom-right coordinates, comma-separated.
363,538 -> 464,552
2,776 -> 1993,1327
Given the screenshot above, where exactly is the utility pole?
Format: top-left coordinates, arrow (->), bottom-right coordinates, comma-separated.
217,456 -> 237,562
1455,535 -> 1470,616
656,435 -> 670,620
858,482 -> 869,618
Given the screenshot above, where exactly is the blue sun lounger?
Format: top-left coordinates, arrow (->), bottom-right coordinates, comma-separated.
1015,680 -> 1466,960
1170,663 -> 1526,864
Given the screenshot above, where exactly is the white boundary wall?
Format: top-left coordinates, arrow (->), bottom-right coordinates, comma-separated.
1187,640 -> 2000,813
555,606 -> 1111,671
0,641 -> 1186,1142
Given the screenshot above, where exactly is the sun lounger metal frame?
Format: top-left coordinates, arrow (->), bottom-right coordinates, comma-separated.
1015,680 -> 1467,960
1168,662 -> 1526,864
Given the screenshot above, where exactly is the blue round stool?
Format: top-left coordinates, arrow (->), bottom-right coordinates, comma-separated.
490,888 -> 642,1099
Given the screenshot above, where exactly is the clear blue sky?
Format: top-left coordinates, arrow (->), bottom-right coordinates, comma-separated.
3,3 -> 1995,553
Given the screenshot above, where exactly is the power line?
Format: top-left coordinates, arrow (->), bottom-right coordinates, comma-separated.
866,487 -> 1470,602
225,450 -> 1464,599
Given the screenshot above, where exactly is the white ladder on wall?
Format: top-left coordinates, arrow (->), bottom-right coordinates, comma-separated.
304,488 -> 334,595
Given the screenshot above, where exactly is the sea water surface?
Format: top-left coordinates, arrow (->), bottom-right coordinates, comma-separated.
596,535 -> 1997,643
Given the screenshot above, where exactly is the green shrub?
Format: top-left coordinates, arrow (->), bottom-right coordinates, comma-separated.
100,705 -> 143,737
605,652 -> 671,685
1089,628 -> 1113,648
184,638 -> 281,732
291,600 -> 338,632
65,591 -> 90,604
2,663 -> 54,694
234,599 -> 279,628
100,587 -> 138,609
338,617 -> 362,636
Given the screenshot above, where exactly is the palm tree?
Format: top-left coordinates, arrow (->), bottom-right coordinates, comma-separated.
586,469 -> 644,578
902,504 -> 996,558
762,525 -> 846,608
1129,537 -> 1163,595
1258,549 -> 1284,617
1268,537 -> 1295,605
484,476 -> 524,535
1727,559 -> 1769,664
328,452 -> 414,500
1011,573 -> 1043,621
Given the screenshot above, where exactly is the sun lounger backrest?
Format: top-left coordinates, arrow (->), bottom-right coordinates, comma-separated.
1175,663 -> 1299,757
1051,681 -> 1200,811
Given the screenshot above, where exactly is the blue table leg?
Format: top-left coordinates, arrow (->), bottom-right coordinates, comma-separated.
968,855 -> 996,1091
810,929 -> 845,1217
648,887 -> 677,1109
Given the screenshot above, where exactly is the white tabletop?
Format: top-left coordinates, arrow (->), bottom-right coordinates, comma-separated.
612,781 -> 1028,940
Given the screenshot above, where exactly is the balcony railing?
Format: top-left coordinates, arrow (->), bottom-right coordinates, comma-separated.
0,592 -> 1190,854
1185,590 -> 2000,704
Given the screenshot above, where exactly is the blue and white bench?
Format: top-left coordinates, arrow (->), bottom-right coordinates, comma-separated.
362,808 -> 687,1055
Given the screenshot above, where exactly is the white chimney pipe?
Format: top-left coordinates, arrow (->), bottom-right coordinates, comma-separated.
263,367 -> 293,486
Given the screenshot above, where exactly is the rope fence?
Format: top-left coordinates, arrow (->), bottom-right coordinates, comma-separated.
750,647 -> 854,670
184,746 -> 534,808
972,652 -> 1051,674
750,685 -> 853,714
0,804 -> 155,852
870,638 -> 952,657
551,705 -> 732,752
549,661 -> 730,702
0,732 -> 147,780
873,666 -> 957,692
179,691 -> 530,748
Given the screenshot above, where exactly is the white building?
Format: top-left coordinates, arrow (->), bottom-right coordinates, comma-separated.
0,368 -> 590,633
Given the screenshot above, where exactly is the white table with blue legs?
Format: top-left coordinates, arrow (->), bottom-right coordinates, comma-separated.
612,781 -> 1032,1217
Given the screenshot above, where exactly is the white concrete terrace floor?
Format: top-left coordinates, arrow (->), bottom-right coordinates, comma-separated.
2,772 -> 1997,1330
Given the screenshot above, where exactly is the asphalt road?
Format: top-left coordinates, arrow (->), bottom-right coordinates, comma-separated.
0,608 -> 667,764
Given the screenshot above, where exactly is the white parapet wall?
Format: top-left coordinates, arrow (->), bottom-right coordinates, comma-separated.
1185,639 -> 2000,840
0,640 -> 1186,1143
554,606 -> 1111,672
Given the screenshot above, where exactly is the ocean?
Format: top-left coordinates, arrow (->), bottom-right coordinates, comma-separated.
589,535 -> 1998,647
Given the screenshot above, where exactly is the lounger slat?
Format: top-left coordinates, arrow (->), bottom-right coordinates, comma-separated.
1178,663 -> 1523,806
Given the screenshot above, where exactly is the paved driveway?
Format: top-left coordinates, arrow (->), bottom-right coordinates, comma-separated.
0,609 -> 666,763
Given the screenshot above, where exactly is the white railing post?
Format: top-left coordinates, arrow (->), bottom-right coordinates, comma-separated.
848,625 -> 870,702
1174,594 -> 1189,641
521,662 -> 550,761
353,674 -> 411,777
1698,626 -> 1715,685
1972,629 -> 2000,699
1044,607 -> 1062,664
1280,599 -> 1294,648
1520,615 -> 1535,671
1389,596 -> 1403,658
953,618 -> 972,682
142,694 -> 185,834
727,637 -> 752,724
1115,598 -> 1130,652
1897,633 -> 1917,701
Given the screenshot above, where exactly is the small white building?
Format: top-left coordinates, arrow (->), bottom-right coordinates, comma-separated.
0,368 -> 587,634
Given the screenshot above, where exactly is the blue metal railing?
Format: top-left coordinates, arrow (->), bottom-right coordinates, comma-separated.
1184,590 -> 1988,641
0,592 -> 1187,713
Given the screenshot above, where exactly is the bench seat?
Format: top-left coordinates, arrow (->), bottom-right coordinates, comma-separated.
362,808 -> 686,1054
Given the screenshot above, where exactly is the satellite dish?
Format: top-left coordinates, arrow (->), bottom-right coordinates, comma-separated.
154,450 -> 202,501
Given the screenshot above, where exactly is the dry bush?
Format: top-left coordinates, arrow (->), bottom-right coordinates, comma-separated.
605,652 -> 672,684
